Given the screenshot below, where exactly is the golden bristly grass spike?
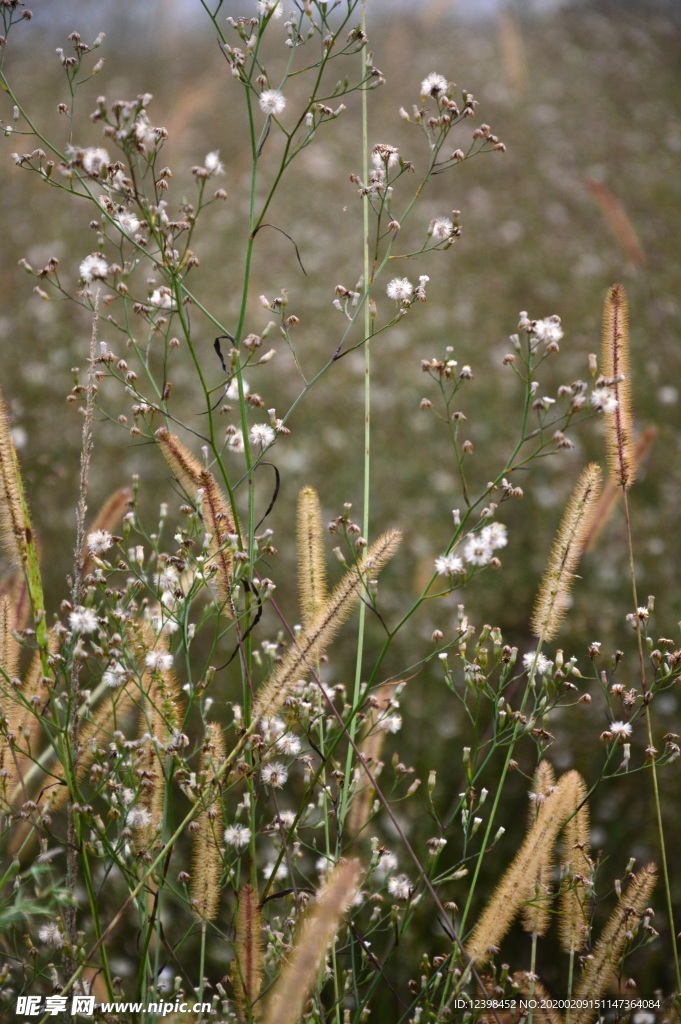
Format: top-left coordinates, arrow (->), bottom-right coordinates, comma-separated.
232,883 -> 264,1021
559,773 -> 591,954
531,464 -> 602,642
191,723 -> 226,922
572,863 -> 657,1024
521,761 -> 557,938
263,859 -> 363,1024
601,284 -> 635,488
253,529 -> 401,723
297,486 -> 327,629
465,770 -> 582,965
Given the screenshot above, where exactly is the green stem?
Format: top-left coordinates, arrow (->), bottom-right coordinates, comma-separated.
339,1 -> 370,833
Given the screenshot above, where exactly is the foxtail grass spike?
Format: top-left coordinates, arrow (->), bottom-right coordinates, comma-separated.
191,723 -> 226,921
155,427 -> 204,493
602,284 -> 635,488
232,883 -> 264,1021
155,429 -> 236,609
572,864 -> 657,1024
263,859 -> 363,1024
0,386 -> 47,659
0,592 -> 19,683
253,529 -> 401,723
532,464 -> 602,642
297,486 -> 327,628
512,975 -> 563,1024
4,630 -> 59,808
559,773 -> 591,953
521,762 -> 557,937
197,468 -> 236,606
466,770 -> 582,965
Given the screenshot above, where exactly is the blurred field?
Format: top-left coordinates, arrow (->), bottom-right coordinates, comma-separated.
2,0 -> 681,1002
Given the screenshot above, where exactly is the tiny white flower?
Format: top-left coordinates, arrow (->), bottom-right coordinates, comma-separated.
420,72 -> 449,100
227,430 -> 245,454
480,522 -> 508,551
145,650 -> 174,671
523,651 -> 552,677
80,253 -> 108,282
591,387 -> 618,413
69,606 -> 98,633
434,553 -> 464,576
103,661 -> 126,688
204,150 -> 225,176
610,720 -> 633,739
263,858 -> 288,882
257,0 -> 283,17
387,874 -> 412,900
250,423 -> 276,449
429,216 -> 453,241
386,277 -> 413,303
224,823 -> 252,849
226,377 -> 249,401
116,209 -> 140,235
81,146 -> 110,177
276,733 -> 302,756
259,89 -> 286,116
149,286 -> 175,310
261,762 -> 288,788
87,529 -> 114,555
376,713 -> 402,734
128,807 -> 153,828
532,315 -> 563,346
38,923 -> 64,948
372,143 -> 400,169
463,535 -> 493,567
154,565 -> 180,592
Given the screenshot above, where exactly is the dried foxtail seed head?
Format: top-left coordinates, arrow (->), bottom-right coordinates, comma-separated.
531,464 -> 602,642
601,284 -> 635,488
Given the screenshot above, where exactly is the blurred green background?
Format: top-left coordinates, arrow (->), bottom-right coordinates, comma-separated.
1,0 -> 680,1006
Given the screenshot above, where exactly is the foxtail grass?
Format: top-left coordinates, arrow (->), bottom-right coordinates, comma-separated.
532,464 -> 602,642
252,529 -> 401,722
601,284 -> 634,488
466,770 -> 583,965
572,863 -> 657,1024
232,883 -> 264,1021
297,485 -> 327,629
262,859 -> 363,1024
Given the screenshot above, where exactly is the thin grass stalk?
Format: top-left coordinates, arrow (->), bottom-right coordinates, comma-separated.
65,299 -> 98,957
340,0 -> 372,840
